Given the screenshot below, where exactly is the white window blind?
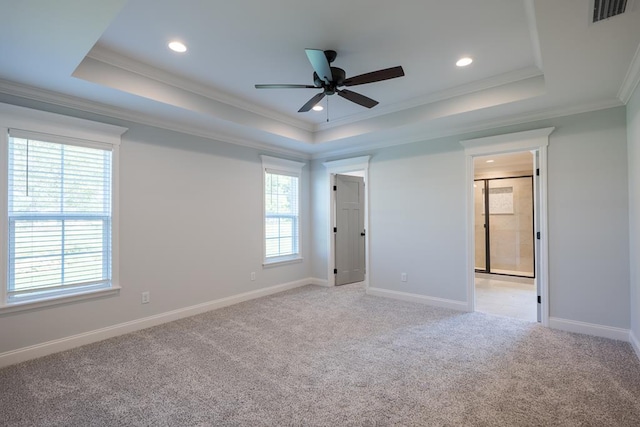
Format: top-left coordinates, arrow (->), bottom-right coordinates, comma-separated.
7,132 -> 113,302
261,156 -> 304,264
265,170 -> 299,258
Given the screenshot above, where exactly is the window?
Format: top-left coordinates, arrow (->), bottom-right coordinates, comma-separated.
265,172 -> 298,258
1,103 -> 125,310
261,156 -> 304,264
7,134 -> 113,303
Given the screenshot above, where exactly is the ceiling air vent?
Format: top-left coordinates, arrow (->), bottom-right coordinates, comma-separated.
591,0 -> 631,23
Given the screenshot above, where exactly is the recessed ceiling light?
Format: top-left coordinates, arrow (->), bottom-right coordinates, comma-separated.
456,57 -> 473,67
486,159 -> 495,163
312,105 -> 324,111
168,41 -> 187,53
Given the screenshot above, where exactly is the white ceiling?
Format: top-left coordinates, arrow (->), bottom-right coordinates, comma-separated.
1,0 -> 639,158
474,152 -> 534,176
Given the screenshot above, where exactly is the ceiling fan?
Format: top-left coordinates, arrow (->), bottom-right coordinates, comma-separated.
255,49 -> 405,112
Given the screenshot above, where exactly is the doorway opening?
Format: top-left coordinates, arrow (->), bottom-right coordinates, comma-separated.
473,152 -> 537,321
323,156 -> 370,287
461,127 -> 553,326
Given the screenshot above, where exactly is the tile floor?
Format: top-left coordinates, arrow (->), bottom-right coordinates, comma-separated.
475,274 -> 537,322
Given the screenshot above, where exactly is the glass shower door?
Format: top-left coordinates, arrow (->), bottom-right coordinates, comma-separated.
474,181 -> 486,271
487,177 -> 534,277
475,176 -> 534,278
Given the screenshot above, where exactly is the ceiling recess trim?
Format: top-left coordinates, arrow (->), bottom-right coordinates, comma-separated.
524,0 -> 544,70
84,46 -> 315,132
314,66 -> 544,133
618,41 -> 640,103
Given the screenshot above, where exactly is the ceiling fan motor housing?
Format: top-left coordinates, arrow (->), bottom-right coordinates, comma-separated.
313,67 -> 346,94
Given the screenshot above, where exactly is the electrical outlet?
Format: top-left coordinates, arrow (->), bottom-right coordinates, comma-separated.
141,291 -> 150,304
250,272 -> 256,281
401,273 -> 407,282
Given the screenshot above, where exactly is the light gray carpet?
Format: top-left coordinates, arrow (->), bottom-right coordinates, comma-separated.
2,283 -> 640,426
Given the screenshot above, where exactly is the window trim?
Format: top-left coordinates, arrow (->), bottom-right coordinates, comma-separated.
0,103 -> 127,313
260,155 -> 305,266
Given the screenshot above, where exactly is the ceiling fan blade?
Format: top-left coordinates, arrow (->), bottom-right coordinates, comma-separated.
343,66 -> 405,87
255,84 -> 319,89
298,92 -> 326,113
305,49 -> 332,84
337,89 -> 379,109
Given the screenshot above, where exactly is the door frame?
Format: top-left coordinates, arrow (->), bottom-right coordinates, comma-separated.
323,156 -> 370,287
461,128 -> 553,326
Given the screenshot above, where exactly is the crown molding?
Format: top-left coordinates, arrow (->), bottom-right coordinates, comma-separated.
452,98 -> 622,140
0,79 -> 622,163
618,41 -> 640,104
312,98 -> 623,159
0,79 -> 311,160
86,45 -> 314,133
313,66 -> 544,132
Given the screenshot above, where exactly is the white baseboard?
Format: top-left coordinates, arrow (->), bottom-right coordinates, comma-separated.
549,317 -> 630,341
0,278 -> 312,369
309,277 -> 331,287
630,330 -> 640,361
366,287 -> 468,311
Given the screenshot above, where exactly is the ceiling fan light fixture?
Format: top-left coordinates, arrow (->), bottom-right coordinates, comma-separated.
456,57 -> 473,67
312,105 -> 324,111
168,41 -> 187,53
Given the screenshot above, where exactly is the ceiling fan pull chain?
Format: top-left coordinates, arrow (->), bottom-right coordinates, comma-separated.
326,97 -> 329,122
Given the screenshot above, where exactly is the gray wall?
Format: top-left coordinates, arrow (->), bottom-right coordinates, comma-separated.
313,107 -> 630,329
628,84 -> 640,341
368,139 -> 467,301
310,161 -> 330,280
0,101 -> 311,354
0,97 -> 633,356
548,108 -> 629,328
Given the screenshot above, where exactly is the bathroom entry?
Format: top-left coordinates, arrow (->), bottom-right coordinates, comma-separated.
474,151 -> 538,322
474,175 -> 535,278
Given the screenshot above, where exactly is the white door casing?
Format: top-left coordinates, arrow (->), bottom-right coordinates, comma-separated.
533,149 -> 542,322
461,127 -> 553,326
323,156 -> 370,287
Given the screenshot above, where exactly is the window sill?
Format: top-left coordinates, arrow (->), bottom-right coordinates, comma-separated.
263,256 -> 303,268
0,286 -> 121,315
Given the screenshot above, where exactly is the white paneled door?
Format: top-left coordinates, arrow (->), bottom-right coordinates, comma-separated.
335,174 -> 365,286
